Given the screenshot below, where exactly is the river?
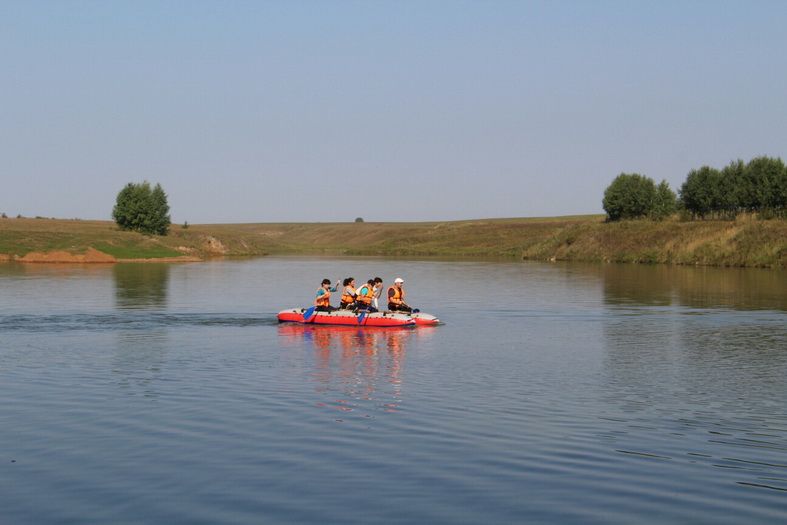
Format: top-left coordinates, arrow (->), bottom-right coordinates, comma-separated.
1,258 -> 786,524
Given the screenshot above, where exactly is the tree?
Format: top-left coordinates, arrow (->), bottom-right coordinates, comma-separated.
679,166 -> 719,219
112,181 -> 171,235
149,183 -> 171,235
602,173 -> 657,221
354,217 -> 364,223
651,180 -> 677,220
743,156 -> 786,215
717,159 -> 745,218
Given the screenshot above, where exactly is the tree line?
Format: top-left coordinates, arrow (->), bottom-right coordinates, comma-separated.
603,156 -> 787,221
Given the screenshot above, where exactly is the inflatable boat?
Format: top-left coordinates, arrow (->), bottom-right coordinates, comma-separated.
410,312 -> 440,326
277,308 -> 416,327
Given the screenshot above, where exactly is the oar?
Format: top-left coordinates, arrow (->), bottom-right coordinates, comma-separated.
357,311 -> 367,325
302,306 -> 316,322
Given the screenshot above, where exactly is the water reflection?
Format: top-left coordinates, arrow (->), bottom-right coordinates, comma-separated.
278,325 -> 431,416
598,263 -> 787,311
111,264 -> 171,397
114,264 -> 169,309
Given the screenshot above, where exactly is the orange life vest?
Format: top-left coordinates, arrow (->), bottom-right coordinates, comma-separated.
341,286 -> 356,306
388,285 -> 405,305
356,285 -> 374,305
315,289 -> 331,307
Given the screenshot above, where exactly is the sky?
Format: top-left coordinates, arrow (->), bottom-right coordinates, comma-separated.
2,0 -> 787,223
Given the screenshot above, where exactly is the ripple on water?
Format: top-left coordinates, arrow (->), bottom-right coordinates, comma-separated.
0,313 -> 280,332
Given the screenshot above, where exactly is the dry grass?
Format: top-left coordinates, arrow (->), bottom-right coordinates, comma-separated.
1,215 -> 786,267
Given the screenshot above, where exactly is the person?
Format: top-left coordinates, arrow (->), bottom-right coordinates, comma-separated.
314,278 -> 340,312
355,279 -> 378,312
339,277 -> 357,309
372,277 -> 383,310
387,277 -> 412,313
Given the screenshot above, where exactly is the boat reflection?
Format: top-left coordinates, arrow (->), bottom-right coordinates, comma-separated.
277,325 -> 432,416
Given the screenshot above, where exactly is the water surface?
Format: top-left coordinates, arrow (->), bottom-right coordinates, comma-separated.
1,259 -> 786,524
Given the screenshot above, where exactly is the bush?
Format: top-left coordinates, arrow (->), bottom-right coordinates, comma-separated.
602,173 -> 657,221
112,181 -> 171,235
354,217 -> 364,223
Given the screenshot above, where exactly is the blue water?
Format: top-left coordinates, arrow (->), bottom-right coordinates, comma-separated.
1,259 -> 786,524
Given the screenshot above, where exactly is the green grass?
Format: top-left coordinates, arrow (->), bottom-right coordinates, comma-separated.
94,243 -> 182,259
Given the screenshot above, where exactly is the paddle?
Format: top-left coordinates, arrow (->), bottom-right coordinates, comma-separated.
302,306 -> 316,322
357,311 -> 367,325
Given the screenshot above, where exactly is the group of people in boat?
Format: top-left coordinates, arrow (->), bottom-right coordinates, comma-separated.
315,276 -> 415,313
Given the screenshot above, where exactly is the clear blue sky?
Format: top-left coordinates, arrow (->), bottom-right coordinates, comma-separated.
2,1 -> 786,223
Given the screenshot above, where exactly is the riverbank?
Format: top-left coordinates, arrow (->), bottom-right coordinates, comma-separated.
1,215 -> 786,267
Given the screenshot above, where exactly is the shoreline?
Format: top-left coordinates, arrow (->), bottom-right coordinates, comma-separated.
0,251 -> 203,264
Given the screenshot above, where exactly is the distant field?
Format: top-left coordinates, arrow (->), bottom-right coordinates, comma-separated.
1,215 -> 786,267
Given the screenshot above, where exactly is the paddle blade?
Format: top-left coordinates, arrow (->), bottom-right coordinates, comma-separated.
357,311 -> 367,325
302,306 -> 316,321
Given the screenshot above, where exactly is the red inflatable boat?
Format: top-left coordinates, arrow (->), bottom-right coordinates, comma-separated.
277,308 -> 416,327
409,312 -> 440,326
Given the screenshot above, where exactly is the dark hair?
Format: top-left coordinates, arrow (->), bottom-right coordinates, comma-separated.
321,278 -> 331,285
343,277 -> 354,286
374,277 -> 383,283
367,279 -> 374,285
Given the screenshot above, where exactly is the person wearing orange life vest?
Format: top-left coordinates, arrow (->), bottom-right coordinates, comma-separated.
314,278 -> 340,312
339,277 -> 357,310
387,277 -> 412,313
355,279 -> 378,312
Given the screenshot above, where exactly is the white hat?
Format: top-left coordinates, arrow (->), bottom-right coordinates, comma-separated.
394,277 -> 404,284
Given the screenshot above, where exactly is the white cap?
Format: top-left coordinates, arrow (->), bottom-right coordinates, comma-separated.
394,277 -> 404,284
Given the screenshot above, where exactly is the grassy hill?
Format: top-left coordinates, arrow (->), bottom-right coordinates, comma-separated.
1,215 -> 786,267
